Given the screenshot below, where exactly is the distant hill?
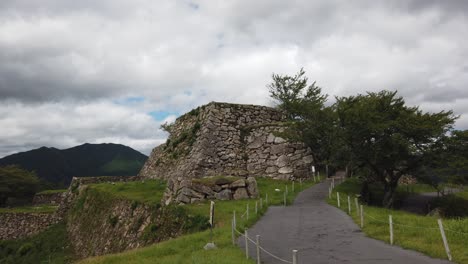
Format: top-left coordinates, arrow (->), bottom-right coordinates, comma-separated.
0,143 -> 148,188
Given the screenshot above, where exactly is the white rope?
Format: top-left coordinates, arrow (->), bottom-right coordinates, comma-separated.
234,227 -> 292,263
258,245 -> 293,264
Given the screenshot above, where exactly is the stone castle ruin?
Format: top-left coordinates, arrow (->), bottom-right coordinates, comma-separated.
139,102 -> 314,204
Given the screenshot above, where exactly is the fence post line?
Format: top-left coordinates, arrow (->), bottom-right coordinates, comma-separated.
231,218 -> 235,245
438,219 -> 452,261
337,192 -> 341,208
255,201 -> 258,215
313,174 -> 316,182
265,193 -> 268,205
332,178 -> 335,189
360,205 -> 364,228
256,235 -> 261,264
328,186 -> 332,199
354,197 -> 359,217
247,203 -> 249,220
292,249 -> 298,264
389,215 -> 393,245
286,185 -> 288,195
245,229 -> 249,259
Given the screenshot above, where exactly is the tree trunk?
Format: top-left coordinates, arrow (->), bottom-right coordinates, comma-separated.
382,181 -> 398,208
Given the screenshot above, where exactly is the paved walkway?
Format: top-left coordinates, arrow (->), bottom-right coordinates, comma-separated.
238,180 -> 451,263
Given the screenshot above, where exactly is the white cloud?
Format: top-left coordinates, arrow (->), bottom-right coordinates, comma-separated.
0,0 -> 467,157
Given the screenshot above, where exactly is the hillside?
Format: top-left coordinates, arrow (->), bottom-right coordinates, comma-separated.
0,143 -> 148,188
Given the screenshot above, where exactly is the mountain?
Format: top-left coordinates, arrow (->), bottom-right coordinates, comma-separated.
0,143 -> 148,188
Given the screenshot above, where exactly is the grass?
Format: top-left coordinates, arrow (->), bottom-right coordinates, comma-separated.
0,205 -> 58,214
0,223 -> 74,264
328,179 -> 468,263
36,189 -> 67,195
88,179 -> 167,206
79,177 -> 317,264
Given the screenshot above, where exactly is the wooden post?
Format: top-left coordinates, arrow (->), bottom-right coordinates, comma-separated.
255,201 -> 258,215
231,218 -> 235,245
284,191 -> 287,206
265,193 -> 268,205
256,235 -> 261,264
354,198 -> 359,217
337,192 -> 341,208
233,210 -> 237,228
300,178 -> 302,189
360,205 -> 364,228
438,219 -> 452,261
313,174 -> 316,182
292,181 -> 295,192
389,215 -> 393,245
286,185 -> 288,195
260,198 -> 263,209
318,171 -> 320,181
246,203 -> 249,220
347,195 -> 351,214
292,249 -> 298,264
328,186 -> 332,199
245,229 -> 249,259
332,178 -> 335,189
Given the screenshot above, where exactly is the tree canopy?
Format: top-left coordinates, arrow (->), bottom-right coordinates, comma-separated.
268,69 -> 458,208
0,165 -> 39,206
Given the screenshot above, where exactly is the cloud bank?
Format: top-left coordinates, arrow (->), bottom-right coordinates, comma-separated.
1,0 -> 467,157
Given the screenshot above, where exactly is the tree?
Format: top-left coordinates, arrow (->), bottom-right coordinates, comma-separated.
417,130 -> 468,191
0,165 -> 39,206
335,90 -> 457,207
268,68 -> 339,174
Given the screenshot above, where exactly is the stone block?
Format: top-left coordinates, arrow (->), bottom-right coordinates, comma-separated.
230,179 -> 246,188
233,187 -> 249,200
215,189 -> 232,200
246,176 -> 258,198
278,167 -> 293,174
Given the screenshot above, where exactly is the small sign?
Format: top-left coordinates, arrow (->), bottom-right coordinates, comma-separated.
311,165 -> 316,173
209,201 -> 215,227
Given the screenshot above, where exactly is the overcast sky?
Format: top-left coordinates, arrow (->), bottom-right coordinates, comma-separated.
1,0 -> 468,158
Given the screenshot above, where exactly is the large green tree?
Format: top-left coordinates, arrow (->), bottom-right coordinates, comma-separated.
0,165 -> 39,206
268,68 -> 339,174
335,90 -> 457,207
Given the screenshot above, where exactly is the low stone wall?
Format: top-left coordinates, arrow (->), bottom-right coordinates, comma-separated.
164,176 -> 258,205
0,213 -> 60,240
33,192 -> 65,205
69,175 -> 143,186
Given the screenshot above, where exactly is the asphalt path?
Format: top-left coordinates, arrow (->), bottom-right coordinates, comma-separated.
238,180 -> 451,264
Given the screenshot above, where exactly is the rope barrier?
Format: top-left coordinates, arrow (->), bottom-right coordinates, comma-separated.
234,226 -> 293,263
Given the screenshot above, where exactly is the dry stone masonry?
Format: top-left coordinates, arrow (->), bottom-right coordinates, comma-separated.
139,102 -> 314,185
163,176 -> 258,205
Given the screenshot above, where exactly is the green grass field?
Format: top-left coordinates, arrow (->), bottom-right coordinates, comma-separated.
0,205 -> 58,214
79,177 -> 317,264
88,179 -> 167,205
0,223 -> 74,264
328,179 -> 468,263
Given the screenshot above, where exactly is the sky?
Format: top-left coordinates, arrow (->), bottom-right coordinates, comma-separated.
1,0 -> 468,158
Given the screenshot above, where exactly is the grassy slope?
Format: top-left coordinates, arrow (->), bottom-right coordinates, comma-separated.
0,223 -> 74,264
328,179 -> 468,264
0,205 -> 58,213
79,178 -> 317,264
88,179 -> 167,205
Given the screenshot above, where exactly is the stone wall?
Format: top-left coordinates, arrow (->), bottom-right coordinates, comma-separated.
163,176 -> 258,205
0,213 -> 60,240
139,102 -> 314,182
33,192 -> 65,205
